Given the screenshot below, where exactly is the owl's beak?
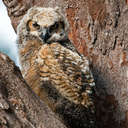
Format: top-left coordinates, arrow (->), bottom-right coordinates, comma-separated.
40,28 -> 50,42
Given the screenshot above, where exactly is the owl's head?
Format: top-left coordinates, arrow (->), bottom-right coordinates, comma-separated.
17,7 -> 69,44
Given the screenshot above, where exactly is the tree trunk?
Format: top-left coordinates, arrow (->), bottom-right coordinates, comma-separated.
2,0 -> 128,128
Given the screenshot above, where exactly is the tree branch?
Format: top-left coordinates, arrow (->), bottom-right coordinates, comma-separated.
0,52 -> 67,128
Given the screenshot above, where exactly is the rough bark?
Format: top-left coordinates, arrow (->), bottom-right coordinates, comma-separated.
2,0 -> 128,128
0,52 -> 67,128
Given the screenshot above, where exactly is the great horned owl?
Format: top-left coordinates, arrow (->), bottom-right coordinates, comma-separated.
17,7 -> 96,128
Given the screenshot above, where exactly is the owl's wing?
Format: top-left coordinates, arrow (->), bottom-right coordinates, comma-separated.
59,53 -> 95,107
47,43 -> 96,108
59,39 -> 81,56
78,56 -> 95,107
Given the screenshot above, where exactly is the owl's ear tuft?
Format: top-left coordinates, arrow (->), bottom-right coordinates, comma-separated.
55,6 -> 63,14
27,6 -> 40,16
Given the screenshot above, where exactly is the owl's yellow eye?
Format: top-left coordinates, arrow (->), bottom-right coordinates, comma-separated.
49,22 -> 59,33
32,22 -> 40,30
